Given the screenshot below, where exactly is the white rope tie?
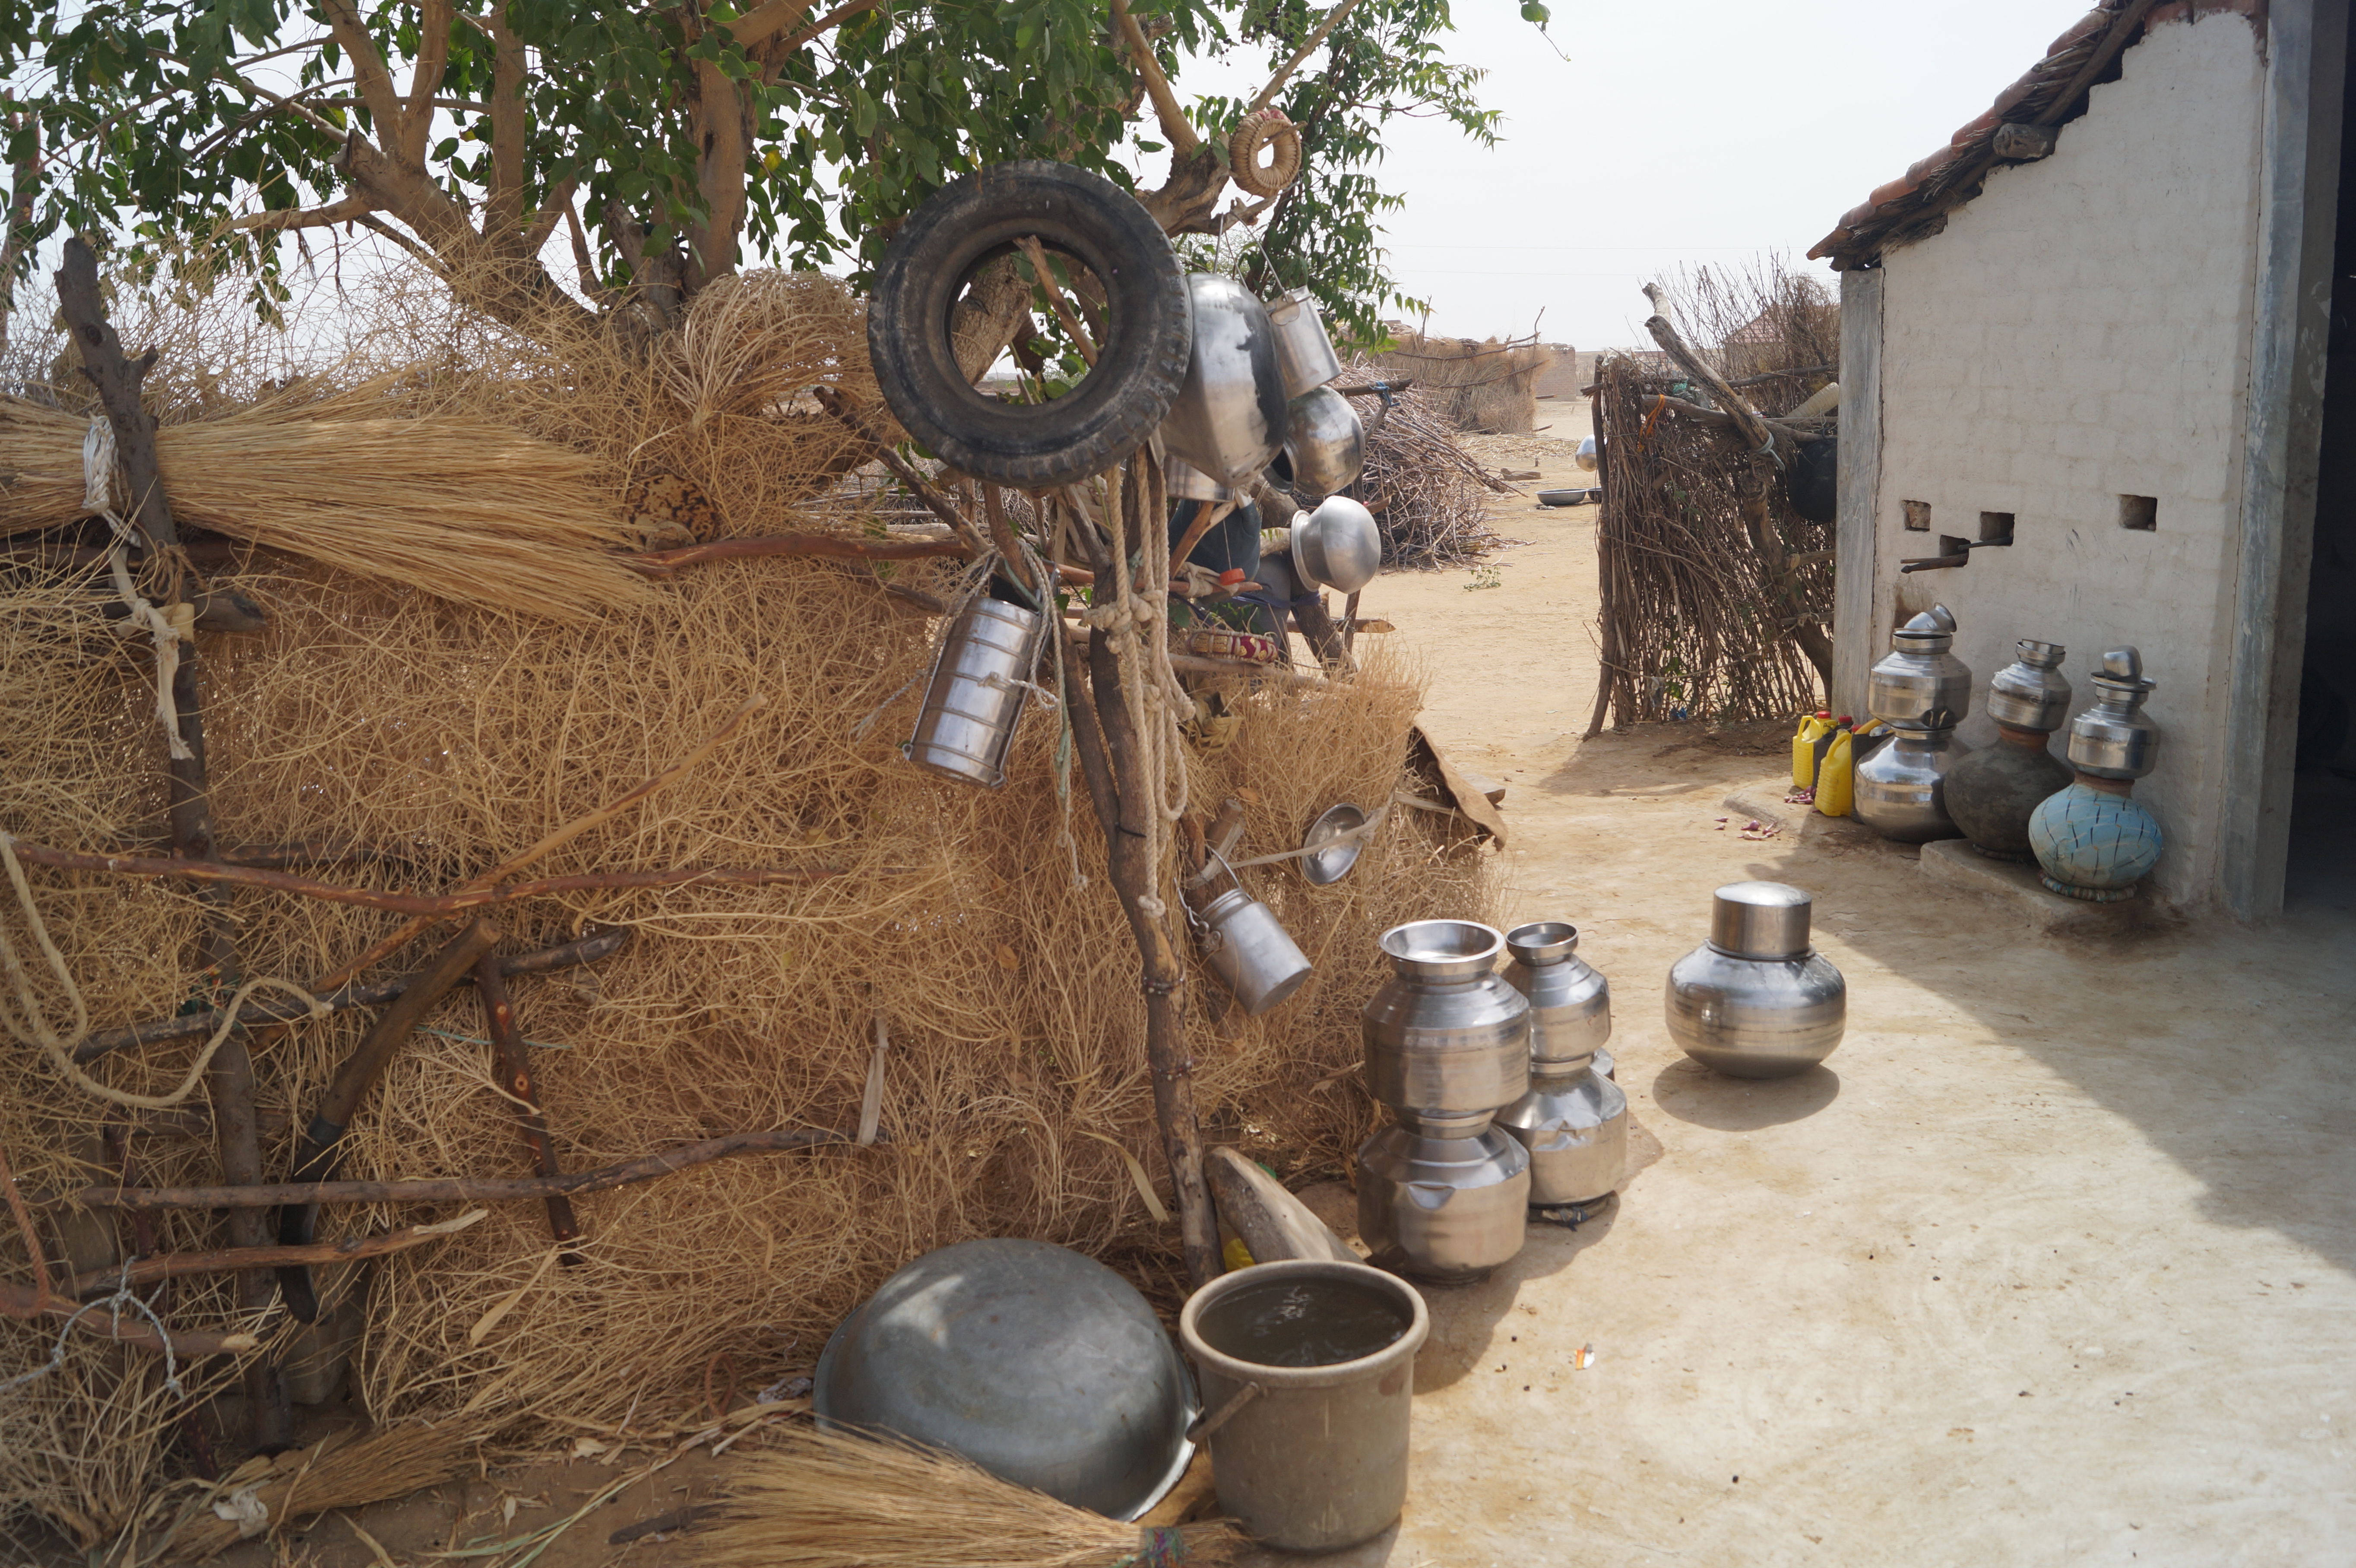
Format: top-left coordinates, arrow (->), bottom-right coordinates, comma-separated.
83,417 -> 193,761
1099,459 -> 1189,921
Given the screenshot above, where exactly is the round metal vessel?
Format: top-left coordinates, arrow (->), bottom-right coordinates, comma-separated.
2066,647 -> 2161,779
1867,605 -> 1973,730
1495,1065 -> 1627,1206
814,1239 -> 1195,1520
1852,725 -> 1970,844
1179,1260 -> 1428,1552
1500,921 -> 1610,1069
1195,882 -> 1313,1016
1986,639 -> 2073,732
1664,882 -> 1846,1080
1294,495 -> 1381,594
1159,274 -> 1288,488
1266,286 -> 1343,398
1355,1123 -> 1530,1282
907,598 -> 1042,788
1165,455 -> 1236,503
1945,724 -> 2072,862
1282,385 -> 1365,496
1363,920 -> 1530,1132
1300,802 -> 1368,885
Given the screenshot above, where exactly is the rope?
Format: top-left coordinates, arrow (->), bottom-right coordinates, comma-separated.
0,1257 -> 187,1397
83,418 -> 193,762
1086,455 -> 1191,920
0,833 -> 324,1110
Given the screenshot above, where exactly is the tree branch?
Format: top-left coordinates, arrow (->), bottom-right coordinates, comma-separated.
317,0 -> 411,149
1247,0 -> 1363,114
483,2 -> 529,240
1109,0 -> 1199,155
228,194 -> 374,234
401,0 -> 455,167
66,1210 -> 487,1296
731,0 -> 822,48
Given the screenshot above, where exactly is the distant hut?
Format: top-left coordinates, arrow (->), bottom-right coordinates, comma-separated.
1369,327 -> 1555,433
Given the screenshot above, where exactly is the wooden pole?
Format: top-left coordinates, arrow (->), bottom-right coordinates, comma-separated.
53,236 -> 293,1451
1584,370 -> 1620,738
473,955 -> 583,1255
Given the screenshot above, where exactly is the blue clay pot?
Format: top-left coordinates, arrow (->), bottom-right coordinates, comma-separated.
2027,780 -> 2163,902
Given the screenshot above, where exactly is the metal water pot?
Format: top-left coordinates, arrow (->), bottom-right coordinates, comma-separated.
1500,921 -> 1610,1069
1985,639 -> 2073,732
1282,385 -> 1365,496
907,597 -> 1042,788
1191,857 -> 1313,1017
1867,605 -> 1973,729
1165,455 -> 1237,503
1293,495 -> 1382,595
1363,920 -> 1530,1134
1266,286 -> 1343,398
1665,882 -> 1846,1080
1495,1065 -> 1627,1207
2067,647 -> 2160,779
1355,1123 -> 1530,1282
1852,723 -> 1971,843
1159,274 -> 1288,487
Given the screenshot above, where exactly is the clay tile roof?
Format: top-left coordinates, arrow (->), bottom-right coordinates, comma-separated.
1808,0 -> 2218,270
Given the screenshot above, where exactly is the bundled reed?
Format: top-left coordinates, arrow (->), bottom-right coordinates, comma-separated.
694,1425 -> 1238,1568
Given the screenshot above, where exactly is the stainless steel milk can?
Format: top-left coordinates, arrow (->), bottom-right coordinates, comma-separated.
1665,882 -> 1846,1080
1190,859 -> 1313,1017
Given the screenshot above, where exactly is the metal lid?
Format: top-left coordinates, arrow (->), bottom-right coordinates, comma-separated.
1707,881 -> 1814,960
1505,921 -> 1579,966
1891,604 -> 1957,651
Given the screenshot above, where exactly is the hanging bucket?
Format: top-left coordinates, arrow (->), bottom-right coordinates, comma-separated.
907,598 -> 1042,788
1191,852 -> 1313,1015
1178,1259 -> 1430,1552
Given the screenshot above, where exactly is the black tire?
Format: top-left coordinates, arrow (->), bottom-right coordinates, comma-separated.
867,161 -> 1191,488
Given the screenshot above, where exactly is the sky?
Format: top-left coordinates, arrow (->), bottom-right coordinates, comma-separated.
1224,0 -> 2087,349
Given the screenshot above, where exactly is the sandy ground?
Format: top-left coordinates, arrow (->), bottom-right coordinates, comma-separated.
202,405 -> 2356,1568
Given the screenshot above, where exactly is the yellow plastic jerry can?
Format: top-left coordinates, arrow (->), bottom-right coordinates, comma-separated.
1792,711 -> 1835,789
1816,721 -> 1887,817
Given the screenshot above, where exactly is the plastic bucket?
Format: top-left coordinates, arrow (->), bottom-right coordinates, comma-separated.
1177,1259 -> 1430,1551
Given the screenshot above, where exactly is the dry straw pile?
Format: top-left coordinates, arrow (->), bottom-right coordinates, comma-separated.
0,261 -> 1492,1551
1368,329 -> 1554,435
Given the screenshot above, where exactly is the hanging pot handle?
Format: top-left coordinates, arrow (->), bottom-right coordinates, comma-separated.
1186,1380 -> 1264,1443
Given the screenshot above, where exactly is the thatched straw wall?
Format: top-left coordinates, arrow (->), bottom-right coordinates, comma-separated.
1367,329 -> 1554,434
0,266 -> 1494,1550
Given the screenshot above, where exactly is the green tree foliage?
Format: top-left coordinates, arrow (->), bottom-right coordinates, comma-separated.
0,0 -> 1500,341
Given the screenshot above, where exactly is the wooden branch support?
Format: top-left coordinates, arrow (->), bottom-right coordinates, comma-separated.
68,1211 -> 488,1297
73,928 -> 631,1064
63,1128 -> 852,1211
621,529 -> 1095,586
473,956 -> 582,1256
54,236 -> 290,1447
813,389 -> 996,561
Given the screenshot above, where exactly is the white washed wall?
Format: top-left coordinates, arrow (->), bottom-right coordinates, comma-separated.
1865,15 -> 2267,904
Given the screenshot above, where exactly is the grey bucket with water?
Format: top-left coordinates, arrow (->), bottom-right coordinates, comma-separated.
1177,1259 -> 1430,1552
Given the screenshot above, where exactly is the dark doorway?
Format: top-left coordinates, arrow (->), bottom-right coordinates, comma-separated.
2289,9 -> 2356,911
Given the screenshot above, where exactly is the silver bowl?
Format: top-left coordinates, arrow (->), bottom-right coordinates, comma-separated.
814,1239 -> 1196,1519
1300,802 -> 1368,885
1294,495 -> 1381,594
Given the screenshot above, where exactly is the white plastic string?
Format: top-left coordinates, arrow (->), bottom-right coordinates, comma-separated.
83,417 -> 193,761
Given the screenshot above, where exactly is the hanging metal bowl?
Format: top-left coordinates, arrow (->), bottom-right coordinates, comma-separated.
1300,802 -> 1369,885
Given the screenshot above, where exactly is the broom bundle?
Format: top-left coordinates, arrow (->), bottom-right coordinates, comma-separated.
694,1425 -> 1238,1568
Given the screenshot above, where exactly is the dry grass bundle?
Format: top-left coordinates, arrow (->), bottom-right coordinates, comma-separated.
155,1424 -> 472,1562
1349,384 -> 1511,570
694,1425 -> 1238,1568
1368,330 -> 1554,434
0,257 -> 1494,1546
0,392 -> 656,621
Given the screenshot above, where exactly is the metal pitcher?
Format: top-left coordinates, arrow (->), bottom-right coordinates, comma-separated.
1159,274 -> 1289,487
1192,854 -> 1313,1016
1665,882 -> 1846,1080
1852,723 -> 1971,843
1500,921 -> 1610,1070
1266,286 -> 1343,398
1355,1123 -> 1530,1281
906,597 -> 1042,789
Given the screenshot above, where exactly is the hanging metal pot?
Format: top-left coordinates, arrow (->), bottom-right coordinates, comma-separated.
1191,852 -> 1313,1016
1281,386 -> 1365,496
907,597 -> 1043,788
1159,274 -> 1289,488
1266,286 -> 1343,398
1294,496 -> 1382,595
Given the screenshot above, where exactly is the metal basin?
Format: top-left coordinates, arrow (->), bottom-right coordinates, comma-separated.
814,1239 -> 1196,1520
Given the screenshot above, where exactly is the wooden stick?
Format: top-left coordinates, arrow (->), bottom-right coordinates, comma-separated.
308,694 -> 768,990
67,1211 -> 487,1296
473,956 -> 581,1254
1014,236 -> 1098,367
56,236 -> 290,1445
1165,499 -> 1235,581
813,389 -> 996,558
1109,0 -> 1199,155
4,838 -> 859,916
978,485 -> 1045,603
64,1128 -> 851,1211
73,928 -> 630,1064
621,530 -> 1096,585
